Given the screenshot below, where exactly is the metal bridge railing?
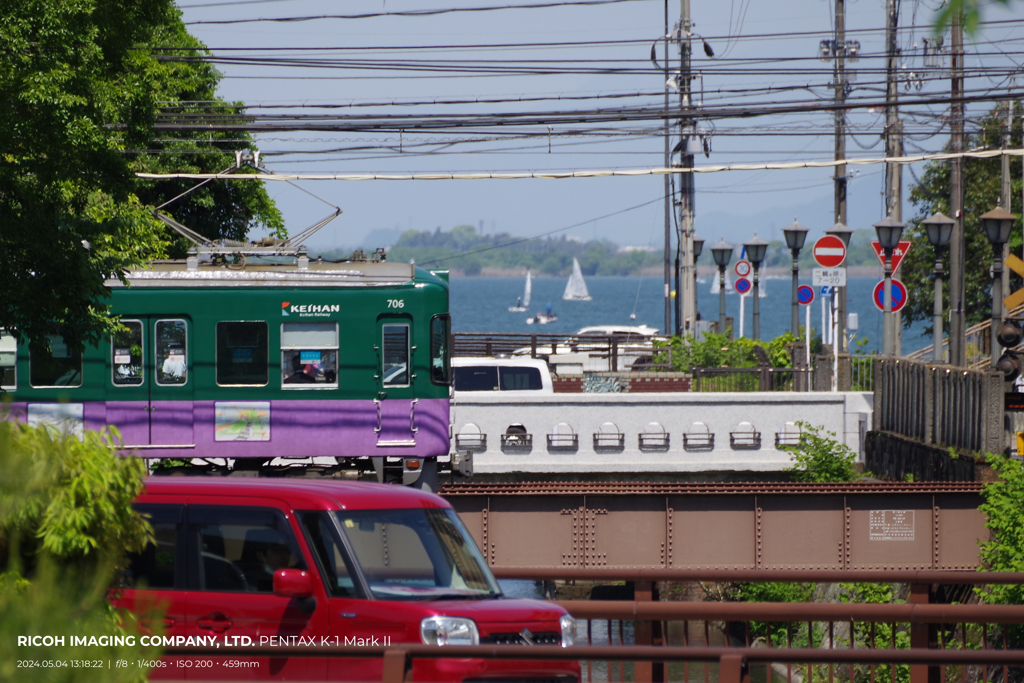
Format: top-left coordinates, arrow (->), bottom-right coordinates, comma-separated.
873,357 -> 1004,454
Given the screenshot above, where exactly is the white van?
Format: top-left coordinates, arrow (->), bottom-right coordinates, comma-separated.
451,357 -> 554,395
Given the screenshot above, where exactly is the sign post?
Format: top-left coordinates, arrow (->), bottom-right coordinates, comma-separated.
798,285 -> 814,369
735,277 -> 751,338
813,236 -> 846,363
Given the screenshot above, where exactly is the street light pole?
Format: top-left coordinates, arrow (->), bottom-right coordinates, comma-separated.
744,235 -> 769,341
711,240 -> 734,335
982,205 -> 1017,368
922,212 -> 954,364
874,217 -> 905,357
783,220 -> 809,338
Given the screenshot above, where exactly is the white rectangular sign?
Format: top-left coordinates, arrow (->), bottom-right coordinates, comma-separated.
812,267 -> 847,287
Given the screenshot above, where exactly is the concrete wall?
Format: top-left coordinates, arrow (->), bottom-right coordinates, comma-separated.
452,391 -> 873,476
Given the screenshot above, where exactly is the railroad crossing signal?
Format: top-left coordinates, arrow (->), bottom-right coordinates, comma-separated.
870,240 -> 912,273
1003,254 -> 1024,311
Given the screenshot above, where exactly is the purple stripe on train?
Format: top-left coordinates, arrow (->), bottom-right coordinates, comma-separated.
3,399 -> 450,459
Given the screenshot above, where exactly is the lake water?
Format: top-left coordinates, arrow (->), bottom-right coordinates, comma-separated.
450,275 -> 930,355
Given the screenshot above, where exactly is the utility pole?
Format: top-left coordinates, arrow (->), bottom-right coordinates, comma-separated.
883,0 -> 903,356
664,0 -> 672,336
948,11 -> 966,367
1002,100 -> 1013,300
677,0 -> 697,336
833,0 -> 848,352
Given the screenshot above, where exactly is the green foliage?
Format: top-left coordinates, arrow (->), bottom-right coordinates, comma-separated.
783,421 -> 860,483
901,103 -> 1022,333
933,0 -> 1012,36
0,420 -> 160,681
1,558 -> 161,683
839,583 -> 911,683
977,453 -> 1024,608
653,330 -> 801,372
0,421 -> 152,572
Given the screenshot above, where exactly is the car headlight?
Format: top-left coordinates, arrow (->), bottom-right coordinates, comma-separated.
420,616 -> 479,646
559,614 -> 577,648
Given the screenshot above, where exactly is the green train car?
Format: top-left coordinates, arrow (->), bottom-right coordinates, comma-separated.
1,256 -> 452,487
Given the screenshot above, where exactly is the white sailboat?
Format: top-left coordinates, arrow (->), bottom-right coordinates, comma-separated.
562,258 -> 592,301
508,270 -> 532,312
710,268 -> 734,294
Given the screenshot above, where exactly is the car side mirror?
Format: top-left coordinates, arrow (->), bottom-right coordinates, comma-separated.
273,569 -> 313,598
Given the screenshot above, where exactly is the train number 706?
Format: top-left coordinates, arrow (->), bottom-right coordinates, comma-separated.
387,299 -> 405,308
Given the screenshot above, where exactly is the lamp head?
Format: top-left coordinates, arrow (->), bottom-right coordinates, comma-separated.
921,211 -> 954,249
825,221 -> 854,247
692,234 -> 705,260
710,239 -> 734,267
744,234 -> 769,266
873,216 -> 905,251
782,220 -> 809,251
980,205 -> 1016,247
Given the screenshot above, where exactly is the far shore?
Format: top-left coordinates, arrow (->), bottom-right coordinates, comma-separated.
445,265 -> 886,278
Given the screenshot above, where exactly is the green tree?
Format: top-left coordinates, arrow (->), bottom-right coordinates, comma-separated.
977,453 -> 1024,606
899,104 -> 1022,333
0,1 -> 283,354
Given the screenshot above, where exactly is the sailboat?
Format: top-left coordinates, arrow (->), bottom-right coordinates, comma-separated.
562,258 -> 592,301
508,270 -> 532,312
710,269 -> 735,294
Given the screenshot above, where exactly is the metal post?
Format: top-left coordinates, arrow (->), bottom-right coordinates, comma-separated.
663,0 -> 672,337
834,0 -> 848,352
674,252 -> 682,336
948,12 -> 966,366
791,250 -> 800,337
883,252 -> 894,356
933,254 -> 945,363
1002,102 -> 1013,299
993,255 -> 1004,368
719,264 -> 727,333
752,263 -> 761,340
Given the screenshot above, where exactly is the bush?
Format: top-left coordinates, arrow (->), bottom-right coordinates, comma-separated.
0,421 -> 160,682
978,453 -> 1024,607
783,421 -> 859,483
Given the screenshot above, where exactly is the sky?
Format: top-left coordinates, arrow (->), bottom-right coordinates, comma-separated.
174,0 -> 1024,255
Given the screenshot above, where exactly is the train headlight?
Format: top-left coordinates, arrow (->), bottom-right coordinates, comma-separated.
559,614 -> 577,648
420,616 -> 479,646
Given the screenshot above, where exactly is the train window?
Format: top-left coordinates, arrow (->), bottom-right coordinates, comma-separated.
0,332 -> 15,390
30,335 -> 82,388
381,324 -> 409,387
216,322 -> 268,386
429,315 -> 451,385
156,320 -> 188,386
112,320 -> 144,386
281,322 -> 338,388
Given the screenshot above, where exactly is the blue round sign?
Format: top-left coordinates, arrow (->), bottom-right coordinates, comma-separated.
873,279 -> 908,312
797,285 -> 815,305
734,277 -> 752,295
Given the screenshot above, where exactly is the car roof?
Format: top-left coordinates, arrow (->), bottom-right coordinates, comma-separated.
142,477 -> 450,511
452,356 -> 549,368
575,325 -> 659,336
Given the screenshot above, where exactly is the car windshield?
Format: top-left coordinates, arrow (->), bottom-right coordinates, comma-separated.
334,508 -> 501,601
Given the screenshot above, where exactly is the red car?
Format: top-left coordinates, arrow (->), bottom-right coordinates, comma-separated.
116,477 -> 579,682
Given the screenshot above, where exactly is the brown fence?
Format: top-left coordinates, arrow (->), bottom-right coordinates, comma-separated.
167,569 -> 1024,683
873,357 -> 1004,454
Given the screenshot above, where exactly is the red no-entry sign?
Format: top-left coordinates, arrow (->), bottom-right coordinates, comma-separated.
813,235 -> 847,268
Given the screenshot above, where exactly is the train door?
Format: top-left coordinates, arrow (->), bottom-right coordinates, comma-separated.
375,316 -> 417,447
150,318 -> 194,447
106,317 -> 194,448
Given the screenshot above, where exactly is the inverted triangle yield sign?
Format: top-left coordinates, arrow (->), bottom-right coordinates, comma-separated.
871,240 -> 912,273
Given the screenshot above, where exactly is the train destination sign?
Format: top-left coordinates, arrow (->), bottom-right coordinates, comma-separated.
812,235 -> 847,268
